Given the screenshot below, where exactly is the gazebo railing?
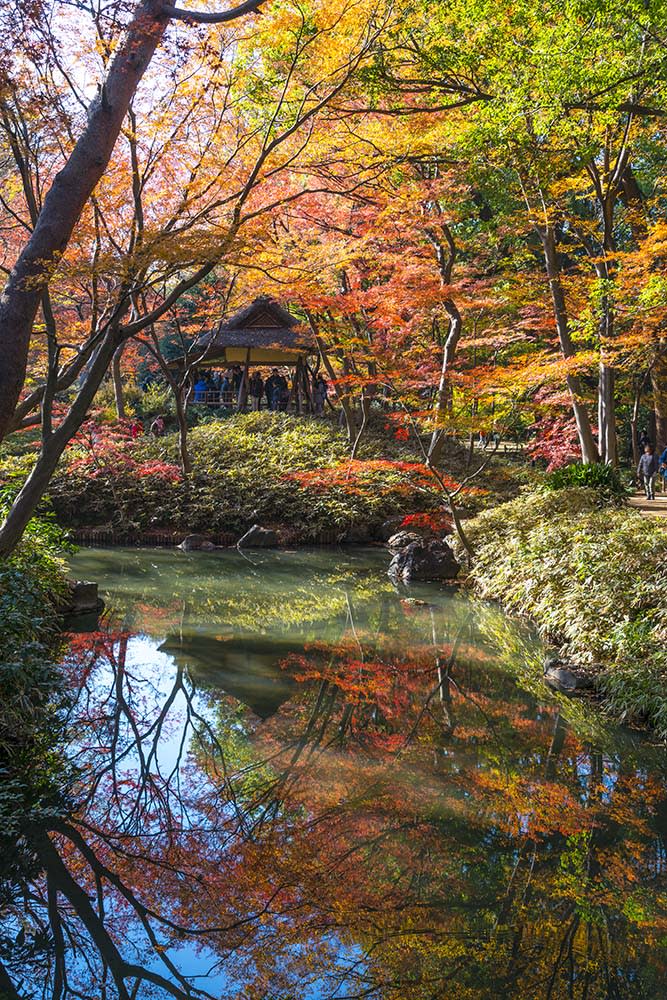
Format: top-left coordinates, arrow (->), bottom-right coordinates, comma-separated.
192,390 -> 236,406
190,389 -> 314,413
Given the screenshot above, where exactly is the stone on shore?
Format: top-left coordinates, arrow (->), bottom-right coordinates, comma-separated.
179,534 -> 216,551
386,530 -> 423,551
67,580 -> 101,613
543,655 -> 594,693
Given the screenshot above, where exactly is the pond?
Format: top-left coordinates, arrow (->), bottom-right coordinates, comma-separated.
6,546 -> 667,999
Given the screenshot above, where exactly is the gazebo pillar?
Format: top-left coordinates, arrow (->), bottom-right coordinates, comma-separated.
237,347 -> 251,411
295,356 -> 303,415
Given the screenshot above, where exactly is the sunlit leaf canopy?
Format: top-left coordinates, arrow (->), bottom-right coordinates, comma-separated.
4,4 -> 667,997
3,0 -> 667,474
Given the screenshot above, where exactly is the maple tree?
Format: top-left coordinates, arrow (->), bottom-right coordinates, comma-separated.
4,0 -> 667,560
239,0 -> 667,474
0,0 -> 395,554
0,0 -> 266,443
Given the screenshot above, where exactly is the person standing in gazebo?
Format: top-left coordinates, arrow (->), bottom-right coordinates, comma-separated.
266,369 -> 286,411
313,374 -> 328,415
249,371 -> 264,411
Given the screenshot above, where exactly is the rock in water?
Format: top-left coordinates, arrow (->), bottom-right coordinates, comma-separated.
237,524 -> 279,548
179,534 -> 216,551
386,530 -> 423,551
68,580 -> 100,613
62,580 -> 104,632
388,538 -> 460,582
543,655 -> 594,693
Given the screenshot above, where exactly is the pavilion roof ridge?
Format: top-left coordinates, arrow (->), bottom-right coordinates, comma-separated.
219,296 -> 301,332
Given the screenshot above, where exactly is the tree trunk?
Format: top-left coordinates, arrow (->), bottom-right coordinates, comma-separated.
0,0 -> 169,443
112,345 -> 126,419
594,263 -> 618,465
0,327 -> 120,556
176,388 -> 192,476
237,348 -> 251,411
540,227 -> 599,464
306,314 -> 359,443
350,390 -> 370,460
652,350 -> 667,453
428,302 -> 462,464
630,378 -> 643,467
597,362 -> 617,465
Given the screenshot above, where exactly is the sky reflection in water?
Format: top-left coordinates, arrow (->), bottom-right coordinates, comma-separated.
4,545 -> 667,1000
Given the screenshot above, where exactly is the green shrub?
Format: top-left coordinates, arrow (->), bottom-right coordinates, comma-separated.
50,413 -> 437,538
0,518 -> 74,891
0,506 -> 70,655
543,461 -> 628,502
139,382 -> 175,419
456,488 -> 667,736
93,378 -> 146,418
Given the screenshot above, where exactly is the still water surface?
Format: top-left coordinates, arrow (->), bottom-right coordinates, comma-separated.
11,546 -> 667,998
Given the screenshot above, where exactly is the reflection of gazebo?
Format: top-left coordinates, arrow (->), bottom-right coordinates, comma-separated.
159,633 -> 297,720
189,296 -> 316,411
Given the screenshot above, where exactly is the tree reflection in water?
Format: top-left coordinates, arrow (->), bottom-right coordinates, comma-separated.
3,550 -> 667,1000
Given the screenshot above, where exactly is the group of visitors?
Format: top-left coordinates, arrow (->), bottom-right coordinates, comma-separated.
191,366 -> 328,414
479,429 -> 501,449
636,428 -> 667,500
193,366 -> 244,405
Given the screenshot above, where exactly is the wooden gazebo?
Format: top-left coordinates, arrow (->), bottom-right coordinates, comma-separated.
178,296 -> 317,411
198,296 -> 313,367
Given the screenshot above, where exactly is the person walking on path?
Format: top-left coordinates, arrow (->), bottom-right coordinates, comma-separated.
638,443 -> 659,500
659,444 -> 667,493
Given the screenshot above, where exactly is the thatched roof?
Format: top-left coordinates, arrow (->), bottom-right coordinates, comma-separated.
197,296 -> 313,363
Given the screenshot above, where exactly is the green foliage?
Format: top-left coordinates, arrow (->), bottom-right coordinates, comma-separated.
0,520 -> 73,893
139,381 -> 176,419
51,413 -> 431,538
457,488 -> 667,736
92,378 -> 151,419
543,462 -> 629,502
0,507 -> 70,655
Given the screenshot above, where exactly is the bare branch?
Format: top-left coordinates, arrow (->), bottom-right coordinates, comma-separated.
162,0 -> 266,23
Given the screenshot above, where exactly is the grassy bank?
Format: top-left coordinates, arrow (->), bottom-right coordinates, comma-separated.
459,487 -> 667,736
43,413 -> 480,539
1,413 -> 525,542
0,516 -> 73,881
